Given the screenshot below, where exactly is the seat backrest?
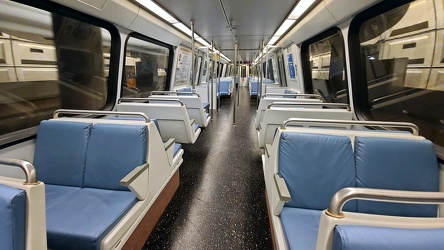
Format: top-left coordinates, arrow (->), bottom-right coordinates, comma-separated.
176,87 -> 193,96
278,132 -> 356,211
354,136 -> 439,217
34,120 -> 91,187
0,184 -> 26,250
84,123 -> 148,191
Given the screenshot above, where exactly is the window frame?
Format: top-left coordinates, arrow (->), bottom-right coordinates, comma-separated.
122,32 -> 174,96
301,27 -> 349,103
0,0 -> 121,147
348,0 -> 414,120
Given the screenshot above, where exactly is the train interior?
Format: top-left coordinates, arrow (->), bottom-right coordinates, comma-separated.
1,0 -> 444,249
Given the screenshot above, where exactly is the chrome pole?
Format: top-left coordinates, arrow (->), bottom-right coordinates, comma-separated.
191,20 -> 195,90
210,41 -> 214,119
233,41 -> 237,125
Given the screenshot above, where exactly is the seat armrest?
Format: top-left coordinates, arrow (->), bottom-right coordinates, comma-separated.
265,144 -> 272,158
120,163 -> 149,200
273,173 -> 291,215
164,138 -> 175,165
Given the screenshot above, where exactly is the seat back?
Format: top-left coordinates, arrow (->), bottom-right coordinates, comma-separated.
278,132 -> 356,211
84,123 -> 148,191
354,136 -> 439,217
0,184 -> 26,250
34,120 -> 91,187
255,98 -> 322,129
116,102 -> 199,143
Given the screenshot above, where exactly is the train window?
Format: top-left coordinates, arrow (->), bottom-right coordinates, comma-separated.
123,34 -> 173,97
301,29 -> 348,103
0,0 -> 116,140
350,0 -> 444,149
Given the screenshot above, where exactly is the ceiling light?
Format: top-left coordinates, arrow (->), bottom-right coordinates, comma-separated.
289,0 -> 316,19
173,23 -> 192,36
135,0 -> 178,23
267,36 -> 280,46
275,19 -> 296,36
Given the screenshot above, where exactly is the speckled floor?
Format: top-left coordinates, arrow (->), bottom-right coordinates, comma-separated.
144,86 -> 272,249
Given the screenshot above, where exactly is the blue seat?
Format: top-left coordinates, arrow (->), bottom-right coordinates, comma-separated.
34,120 -> 148,250
279,132 -> 356,211
174,143 -> 182,157
278,132 -> 356,249
284,89 -> 297,98
176,87 -> 193,96
0,184 -> 26,250
354,136 -> 439,217
280,208 -> 322,250
333,225 -> 444,250
219,80 -> 232,96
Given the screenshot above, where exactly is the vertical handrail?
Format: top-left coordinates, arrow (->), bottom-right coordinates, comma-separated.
191,20 -> 195,90
218,47 -> 221,111
210,42 -> 214,119
265,45 -> 268,95
233,41 -> 237,125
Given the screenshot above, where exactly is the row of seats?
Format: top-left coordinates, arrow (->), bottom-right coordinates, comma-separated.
264,121 -> 444,250
0,111 -> 185,249
255,93 -> 353,150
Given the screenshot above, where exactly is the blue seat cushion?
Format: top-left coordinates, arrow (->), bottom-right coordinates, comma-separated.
84,123 -> 148,191
176,87 -> 193,96
45,184 -> 81,209
280,207 -> 321,250
203,102 -> 210,111
34,120 -> 91,187
333,225 -> 444,250
279,132 -> 356,211
46,188 -> 137,250
0,184 -> 26,250
355,137 -> 439,217
174,143 -> 182,156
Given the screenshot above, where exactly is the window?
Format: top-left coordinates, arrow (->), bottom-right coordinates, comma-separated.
0,0 -> 117,140
350,0 -> 444,149
302,29 -> 348,103
122,34 -> 172,97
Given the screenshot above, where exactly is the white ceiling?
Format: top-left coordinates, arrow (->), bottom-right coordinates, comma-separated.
153,0 -> 299,62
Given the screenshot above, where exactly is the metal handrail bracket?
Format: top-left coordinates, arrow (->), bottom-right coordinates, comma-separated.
53,109 -> 150,122
267,102 -> 351,111
281,118 -> 419,135
327,187 -> 444,218
0,157 -> 38,184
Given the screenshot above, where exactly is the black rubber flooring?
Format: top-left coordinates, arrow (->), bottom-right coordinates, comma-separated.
144,86 -> 272,249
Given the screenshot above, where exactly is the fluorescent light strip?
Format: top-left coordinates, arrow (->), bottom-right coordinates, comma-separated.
135,0 -> 178,23
289,0 -> 316,19
267,36 -> 280,46
275,19 -> 296,36
173,23 -> 192,36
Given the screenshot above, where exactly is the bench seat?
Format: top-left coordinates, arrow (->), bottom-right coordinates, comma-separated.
46,188 -> 137,250
280,207 -> 321,250
0,184 -> 26,250
333,225 -> 444,250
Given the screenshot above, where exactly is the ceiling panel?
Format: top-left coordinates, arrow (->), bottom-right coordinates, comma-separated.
154,0 -> 298,62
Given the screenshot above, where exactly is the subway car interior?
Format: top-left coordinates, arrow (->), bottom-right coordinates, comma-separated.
1,0 -> 444,249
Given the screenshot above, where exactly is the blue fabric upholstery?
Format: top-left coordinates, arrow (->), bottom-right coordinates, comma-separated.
280,207 -> 322,250
46,188 -> 137,250
34,120 -> 91,187
176,87 -> 193,96
203,102 -> 210,112
279,132 -> 356,210
174,143 -> 182,156
284,89 -> 297,98
0,184 -> 26,250
250,80 -> 260,96
45,184 -> 80,210
333,225 -> 444,250
219,80 -> 231,95
84,124 -> 148,191
355,137 -> 439,217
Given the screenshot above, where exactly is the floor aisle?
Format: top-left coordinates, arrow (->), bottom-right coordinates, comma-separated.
145,86 -> 273,249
